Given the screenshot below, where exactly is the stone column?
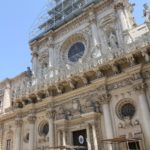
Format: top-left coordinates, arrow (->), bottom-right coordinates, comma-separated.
86,124 -> 92,150
48,46 -> 54,68
47,37 -> 54,68
0,124 -> 3,150
115,3 -> 128,31
99,94 -> 113,150
32,49 -> 38,77
89,12 -> 100,46
134,82 -> 150,150
15,117 -> 23,150
57,130 -> 61,146
28,114 -> 36,150
92,124 -> 98,150
62,130 -> 66,146
46,109 -> 56,148
89,11 -> 101,57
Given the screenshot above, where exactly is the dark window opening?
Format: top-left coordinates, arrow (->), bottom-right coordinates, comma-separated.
72,129 -> 87,150
128,142 -> 140,150
43,123 -> 49,136
68,42 -> 85,62
6,139 -> 11,150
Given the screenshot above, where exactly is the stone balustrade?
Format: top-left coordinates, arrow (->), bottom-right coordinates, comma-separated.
11,30 -> 150,106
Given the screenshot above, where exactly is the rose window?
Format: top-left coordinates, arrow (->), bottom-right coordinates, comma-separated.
68,42 -> 85,62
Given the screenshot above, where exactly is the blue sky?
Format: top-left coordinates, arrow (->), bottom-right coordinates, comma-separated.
0,0 -> 150,80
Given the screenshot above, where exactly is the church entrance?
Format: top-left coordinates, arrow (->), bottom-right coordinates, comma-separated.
72,129 -> 87,150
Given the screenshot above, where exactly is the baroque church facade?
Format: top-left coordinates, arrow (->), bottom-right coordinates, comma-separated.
0,0 -> 150,150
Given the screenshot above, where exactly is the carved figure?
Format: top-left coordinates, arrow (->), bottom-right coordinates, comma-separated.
56,106 -> 65,119
27,67 -> 32,77
142,51 -> 150,63
108,32 -> 118,49
91,44 -> 102,58
143,3 -> 150,22
66,64 -> 71,70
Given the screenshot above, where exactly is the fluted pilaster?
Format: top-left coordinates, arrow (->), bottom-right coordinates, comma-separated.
28,112 -> 36,150
46,109 -> 56,148
15,117 -> 23,150
99,94 -> 113,150
133,82 -> 150,150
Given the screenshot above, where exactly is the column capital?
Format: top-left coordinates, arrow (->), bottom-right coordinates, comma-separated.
32,51 -> 38,57
89,11 -> 96,23
99,93 -> 112,104
47,36 -> 54,47
15,118 -> 23,127
46,109 -> 56,120
114,2 -> 124,10
133,82 -> 147,94
28,114 -> 36,124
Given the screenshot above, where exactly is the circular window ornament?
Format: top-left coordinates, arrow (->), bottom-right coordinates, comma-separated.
116,100 -> 136,120
78,135 -> 84,144
121,103 -> 135,118
68,42 -> 85,62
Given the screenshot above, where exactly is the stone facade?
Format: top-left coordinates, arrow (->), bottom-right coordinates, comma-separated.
0,0 -> 150,150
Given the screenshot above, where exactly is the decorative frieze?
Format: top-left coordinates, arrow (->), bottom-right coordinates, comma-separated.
107,78 -> 132,91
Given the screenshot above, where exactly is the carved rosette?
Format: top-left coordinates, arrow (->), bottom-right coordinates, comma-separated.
99,93 -> 112,104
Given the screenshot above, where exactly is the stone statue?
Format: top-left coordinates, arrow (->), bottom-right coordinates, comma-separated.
66,64 -> 71,70
142,51 -> 150,63
143,3 -> 150,22
91,44 -> 102,58
108,32 -> 118,49
27,67 -> 32,77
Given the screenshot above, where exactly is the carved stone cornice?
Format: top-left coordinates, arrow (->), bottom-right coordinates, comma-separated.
99,93 -> 112,104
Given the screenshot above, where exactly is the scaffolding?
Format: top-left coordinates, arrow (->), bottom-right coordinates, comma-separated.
29,0 -> 99,42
